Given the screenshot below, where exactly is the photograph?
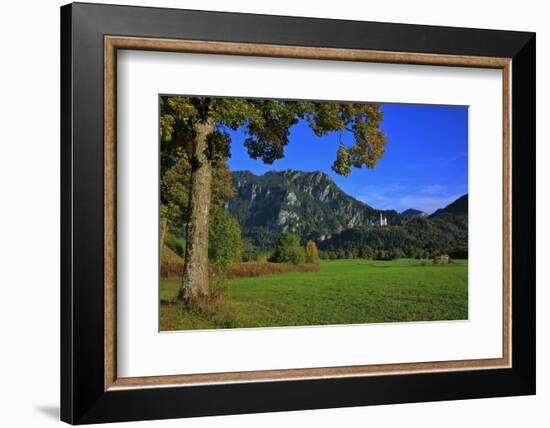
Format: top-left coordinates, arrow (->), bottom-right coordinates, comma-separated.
159,95 -> 469,331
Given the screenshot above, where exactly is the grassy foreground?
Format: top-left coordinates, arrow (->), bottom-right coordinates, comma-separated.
160,259 -> 468,331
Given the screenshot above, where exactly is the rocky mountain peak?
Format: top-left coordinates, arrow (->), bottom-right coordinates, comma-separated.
227,170 -> 400,249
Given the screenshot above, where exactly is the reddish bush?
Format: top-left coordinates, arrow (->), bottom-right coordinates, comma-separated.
161,261 -> 320,279
161,263 -> 183,278
227,261 -> 319,279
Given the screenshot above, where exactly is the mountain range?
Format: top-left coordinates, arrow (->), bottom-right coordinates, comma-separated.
226,170 -> 467,257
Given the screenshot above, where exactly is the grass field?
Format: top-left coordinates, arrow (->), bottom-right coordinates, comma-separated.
160,259 -> 468,331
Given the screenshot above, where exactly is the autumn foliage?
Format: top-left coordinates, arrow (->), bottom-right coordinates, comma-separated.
227,261 -> 319,279
305,240 -> 320,265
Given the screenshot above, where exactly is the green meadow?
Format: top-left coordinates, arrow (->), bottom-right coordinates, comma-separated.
160,259 -> 468,331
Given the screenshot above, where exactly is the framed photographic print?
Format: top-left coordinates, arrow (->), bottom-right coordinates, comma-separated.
60,2 -> 536,424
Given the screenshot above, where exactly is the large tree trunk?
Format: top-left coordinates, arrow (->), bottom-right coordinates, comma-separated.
178,120 -> 214,300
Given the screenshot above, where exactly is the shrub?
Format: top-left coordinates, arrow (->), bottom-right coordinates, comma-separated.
160,263 -> 183,278
228,261 -> 320,278
392,248 -> 405,259
449,247 -> 468,259
164,232 -> 184,258
161,244 -> 184,278
358,246 -> 373,259
255,252 -> 270,262
270,232 -> 305,265
208,209 -> 242,272
305,240 -> 320,265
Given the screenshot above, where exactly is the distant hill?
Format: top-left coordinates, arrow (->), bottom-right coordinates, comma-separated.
320,194 -> 468,258
401,208 -> 428,223
429,194 -> 468,231
431,194 -> 468,217
225,169 -> 468,257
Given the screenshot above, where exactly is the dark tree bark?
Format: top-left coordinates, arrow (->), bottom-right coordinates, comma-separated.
178,120 -> 214,299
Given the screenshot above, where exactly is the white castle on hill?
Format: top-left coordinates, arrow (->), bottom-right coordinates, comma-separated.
379,213 -> 388,226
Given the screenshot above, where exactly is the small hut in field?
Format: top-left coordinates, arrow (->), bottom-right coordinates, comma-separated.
433,252 -> 450,263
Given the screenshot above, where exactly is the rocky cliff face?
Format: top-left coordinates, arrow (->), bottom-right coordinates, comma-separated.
226,169 -> 399,248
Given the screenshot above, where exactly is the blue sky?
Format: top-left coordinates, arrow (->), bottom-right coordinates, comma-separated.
227,103 -> 468,214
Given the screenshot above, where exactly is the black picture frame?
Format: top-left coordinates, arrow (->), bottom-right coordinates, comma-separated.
61,2 -> 535,424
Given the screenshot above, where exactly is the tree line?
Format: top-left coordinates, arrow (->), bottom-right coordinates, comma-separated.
317,216 -> 467,259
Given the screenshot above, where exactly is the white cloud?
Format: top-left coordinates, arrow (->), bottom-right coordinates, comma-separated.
351,183 -> 465,213
354,183 -> 405,206
420,184 -> 447,194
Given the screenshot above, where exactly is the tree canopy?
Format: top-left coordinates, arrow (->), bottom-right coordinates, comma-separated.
160,96 -> 235,232
160,96 -> 386,176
